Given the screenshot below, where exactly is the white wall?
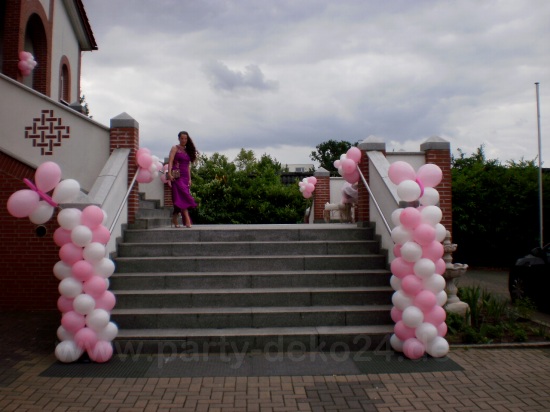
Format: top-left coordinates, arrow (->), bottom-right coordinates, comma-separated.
0,74 -> 110,192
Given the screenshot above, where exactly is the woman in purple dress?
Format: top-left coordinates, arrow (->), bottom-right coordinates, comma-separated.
167,131 -> 198,227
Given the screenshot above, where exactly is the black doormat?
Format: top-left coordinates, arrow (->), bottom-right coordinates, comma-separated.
39,351 -> 463,378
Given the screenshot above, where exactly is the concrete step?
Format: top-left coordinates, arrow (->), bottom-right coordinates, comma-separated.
113,254 -> 388,273
109,270 -> 392,290
112,286 -> 393,309
114,325 -> 395,354
112,305 -> 393,329
116,240 -> 380,257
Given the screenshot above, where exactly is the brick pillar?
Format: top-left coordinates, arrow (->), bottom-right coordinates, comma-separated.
356,137 -> 386,224
110,113 -> 139,224
421,136 -> 452,238
312,167 -> 330,223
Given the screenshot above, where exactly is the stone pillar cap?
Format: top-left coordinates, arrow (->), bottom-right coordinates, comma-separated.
358,135 -> 385,151
314,167 -> 330,177
111,112 -> 139,128
420,135 -> 450,151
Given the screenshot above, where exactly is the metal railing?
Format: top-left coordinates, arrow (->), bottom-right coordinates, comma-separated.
356,165 -> 391,234
108,170 -> 139,234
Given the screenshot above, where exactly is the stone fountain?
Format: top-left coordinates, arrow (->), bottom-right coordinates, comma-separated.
442,230 -> 470,316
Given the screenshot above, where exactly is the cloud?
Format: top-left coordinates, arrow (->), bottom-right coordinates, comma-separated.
202,60 -> 278,92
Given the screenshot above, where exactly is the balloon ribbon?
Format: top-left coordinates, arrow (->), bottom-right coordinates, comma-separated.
23,178 -> 58,207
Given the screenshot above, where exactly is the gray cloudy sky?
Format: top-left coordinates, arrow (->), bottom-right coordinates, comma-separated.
80,0 -> 550,167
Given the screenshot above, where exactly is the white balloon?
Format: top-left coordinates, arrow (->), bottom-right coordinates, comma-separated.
392,290 -> 413,311
58,277 -> 83,298
391,208 -> 403,227
97,322 -> 119,342
397,180 -> 421,202
401,241 -> 423,263
94,258 -> 115,278
57,208 -> 82,230
55,340 -> 84,363
73,293 -> 96,315
390,334 -> 404,352
423,274 -> 446,293
52,179 -> 81,203
426,336 -> 449,357
402,306 -> 424,328
53,261 -> 72,280
390,275 -> 402,291
86,309 -> 110,331
29,200 -> 54,224
415,322 -> 438,344
435,224 -> 447,242
71,225 -> 93,247
419,187 -> 439,206
83,242 -> 106,263
57,325 -> 74,341
414,258 -> 436,279
391,225 -> 412,245
420,205 -> 442,225
436,290 -> 448,306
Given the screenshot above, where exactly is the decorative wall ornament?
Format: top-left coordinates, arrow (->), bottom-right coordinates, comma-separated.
25,109 -> 70,155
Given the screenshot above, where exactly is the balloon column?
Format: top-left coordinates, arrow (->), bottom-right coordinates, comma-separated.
135,147 -> 164,183
333,146 -> 362,184
6,162 -> 118,363
18,51 -> 37,77
387,161 -> 450,359
298,176 -> 317,198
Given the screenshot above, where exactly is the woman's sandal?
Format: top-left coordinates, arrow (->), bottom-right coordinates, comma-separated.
171,214 -> 180,228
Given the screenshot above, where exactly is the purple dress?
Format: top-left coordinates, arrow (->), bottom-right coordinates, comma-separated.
172,148 -> 197,211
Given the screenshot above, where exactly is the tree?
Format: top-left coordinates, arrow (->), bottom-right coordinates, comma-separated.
190,150 -> 305,224
310,139 -> 358,176
451,145 -> 546,267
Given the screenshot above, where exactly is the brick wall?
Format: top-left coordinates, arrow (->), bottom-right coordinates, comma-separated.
0,151 -> 60,311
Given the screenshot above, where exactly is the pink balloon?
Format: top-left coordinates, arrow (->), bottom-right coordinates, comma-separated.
393,244 -> 402,258
53,227 -> 72,247
61,311 -> 86,333
394,320 -> 416,341
95,291 -> 116,311
341,158 -> 356,174
403,338 -> 425,360
401,275 -> 423,296
136,147 -> 151,158
399,207 -> 422,230
414,290 -> 437,312
7,189 -> 40,218
343,169 -> 360,184
436,322 -> 448,337
305,183 -> 314,192
74,327 -> 98,351
413,223 -> 436,246
81,206 -> 104,229
72,260 -> 94,282
35,161 -> 62,192
424,305 -> 446,325
390,257 -> 414,279
302,191 -> 312,199
89,341 -> 113,363
434,258 -> 446,275
417,164 -> 442,188
91,225 -> 111,245
137,153 -> 153,169
391,307 -> 403,323
136,168 -> 153,183
83,276 -> 107,298
307,176 -> 317,185
346,147 -> 362,163
59,243 -> 84,265
57,296 -> 74,313
388,161 -> 416,185
421,240 -> 444,261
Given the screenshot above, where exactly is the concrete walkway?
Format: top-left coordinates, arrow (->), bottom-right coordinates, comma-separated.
1,269 -> 550,411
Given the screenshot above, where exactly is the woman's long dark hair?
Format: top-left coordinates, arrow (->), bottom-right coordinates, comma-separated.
178,131 -> 198,163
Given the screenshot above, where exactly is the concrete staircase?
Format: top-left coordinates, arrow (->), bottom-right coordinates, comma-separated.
110,197 -> 394,354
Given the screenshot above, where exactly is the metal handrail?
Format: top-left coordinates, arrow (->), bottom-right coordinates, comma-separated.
109,169 -> 139,234
356,165 -> 391,234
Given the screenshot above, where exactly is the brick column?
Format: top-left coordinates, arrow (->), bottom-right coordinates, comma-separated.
356,137 -> 386,225
312,167 -> 330,223
420,136 -> 452,238
110,113 -> 139,224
